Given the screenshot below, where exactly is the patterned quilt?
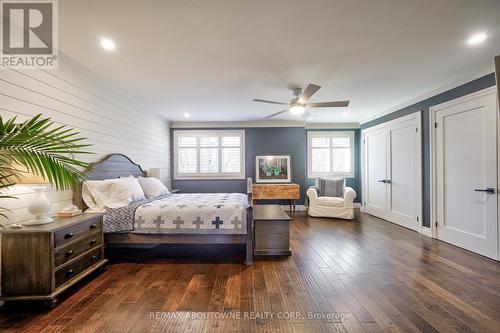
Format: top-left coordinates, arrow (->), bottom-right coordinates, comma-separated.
103,193 -> 249,235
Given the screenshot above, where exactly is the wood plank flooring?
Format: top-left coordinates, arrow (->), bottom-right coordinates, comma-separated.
1,211 -> 500,333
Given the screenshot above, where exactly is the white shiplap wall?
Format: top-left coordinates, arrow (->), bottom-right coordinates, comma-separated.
0,54 -> 170,225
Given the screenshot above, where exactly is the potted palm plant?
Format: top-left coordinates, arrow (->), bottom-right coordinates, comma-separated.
0,114 -> 91,222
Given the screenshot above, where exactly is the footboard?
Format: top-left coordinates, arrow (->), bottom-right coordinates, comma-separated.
245,177 -> 254,265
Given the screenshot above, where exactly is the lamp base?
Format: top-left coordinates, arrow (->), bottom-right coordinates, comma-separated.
24,216 -> 54,226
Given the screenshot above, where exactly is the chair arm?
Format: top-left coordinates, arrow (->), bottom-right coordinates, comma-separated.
306,186 -> 319,204
343,187 -> 356,208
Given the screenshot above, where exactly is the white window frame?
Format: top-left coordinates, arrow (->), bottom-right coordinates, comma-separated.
173,130 -> 245,180
307,130 -> 355,179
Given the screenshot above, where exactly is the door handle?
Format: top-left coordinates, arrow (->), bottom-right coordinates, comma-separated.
377,180 -> 387,183
474,188 -> 495,194
385,179 -> 392,184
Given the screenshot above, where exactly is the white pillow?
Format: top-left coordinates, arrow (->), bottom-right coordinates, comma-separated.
82,179 -> 131,210
138,176 -> 170,198
82,177 -> 146,210
122,176 -> 146,201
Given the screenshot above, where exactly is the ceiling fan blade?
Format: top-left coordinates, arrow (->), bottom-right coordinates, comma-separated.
298,84 -> 321,103
265,109 -> 288,119
253,99 -> 288,105
306,100 -> 350,108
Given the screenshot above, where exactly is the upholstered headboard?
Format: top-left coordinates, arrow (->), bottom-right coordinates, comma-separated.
72,154 -> 147,210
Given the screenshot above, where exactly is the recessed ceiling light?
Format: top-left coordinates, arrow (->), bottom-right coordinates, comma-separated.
100,38 -> 116,51
467,32 -> 487,46
290,105 -> 305,115
342,111 -> 348,116
183,112 -> 190,119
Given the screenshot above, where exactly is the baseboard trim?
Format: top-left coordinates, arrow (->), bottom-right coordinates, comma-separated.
421,227 -> 432,237
279,205 -> 307,211
277,203 -> 360,211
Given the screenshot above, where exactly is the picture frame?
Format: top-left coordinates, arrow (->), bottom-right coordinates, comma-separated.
255,155 -> 291,183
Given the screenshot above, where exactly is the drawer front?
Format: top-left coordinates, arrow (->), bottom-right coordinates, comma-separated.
253,185 -> 300,200
54,232 -> 102,267
274,185 -> 300,199
54,218 -> 102,248
55,248 -> 101,288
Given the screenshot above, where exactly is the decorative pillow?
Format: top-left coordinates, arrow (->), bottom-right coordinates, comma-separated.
138,176 -> 170,198
122,176 -> 146,201
82,179 -> 131,210
318,177 -> 345,197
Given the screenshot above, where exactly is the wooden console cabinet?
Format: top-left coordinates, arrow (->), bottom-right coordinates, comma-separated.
252,183 -> 300,212
1,213 -> 107,305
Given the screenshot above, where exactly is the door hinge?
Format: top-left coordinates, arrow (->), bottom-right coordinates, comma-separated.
416,216 -> 419,222
416,127 -> 418,133
435,221 -> 438,228
363,201 -> 366,206
434,122 -> 438,128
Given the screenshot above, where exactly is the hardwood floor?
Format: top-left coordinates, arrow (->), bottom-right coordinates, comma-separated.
1,211 -> 500,332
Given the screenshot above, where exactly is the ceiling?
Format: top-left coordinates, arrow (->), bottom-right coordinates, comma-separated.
59,0 -> 500,123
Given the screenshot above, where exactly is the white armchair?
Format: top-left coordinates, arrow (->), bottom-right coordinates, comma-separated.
306,178 -> 356,219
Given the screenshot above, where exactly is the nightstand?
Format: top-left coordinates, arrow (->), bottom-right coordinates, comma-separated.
1,213 -> 107,305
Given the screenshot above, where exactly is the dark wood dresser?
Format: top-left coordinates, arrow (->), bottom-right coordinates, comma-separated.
1,213 -> 107,305
252,183 -> 300,213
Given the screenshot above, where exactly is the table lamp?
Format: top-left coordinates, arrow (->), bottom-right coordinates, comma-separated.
16,166 -> 53,225
147,168 -> 161,179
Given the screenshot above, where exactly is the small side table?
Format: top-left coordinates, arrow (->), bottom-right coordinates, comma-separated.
253,205 -> 291,256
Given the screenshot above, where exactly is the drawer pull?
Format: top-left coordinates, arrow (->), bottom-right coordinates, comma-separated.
65,233 -> 74,239
91,255 -> 98,261
90,223 -> 97,230
66,269 -> 74,276
90,239 -> 97,245
65,250 -> 74,258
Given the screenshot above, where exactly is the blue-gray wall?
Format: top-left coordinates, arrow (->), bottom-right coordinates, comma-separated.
361,73 -> 496,228
171,127 -> 361,204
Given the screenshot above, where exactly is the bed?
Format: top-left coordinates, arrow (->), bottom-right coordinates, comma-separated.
73,154 -> 253,265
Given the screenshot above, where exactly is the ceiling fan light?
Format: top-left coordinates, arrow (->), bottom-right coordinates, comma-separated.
290,105 -> 305,115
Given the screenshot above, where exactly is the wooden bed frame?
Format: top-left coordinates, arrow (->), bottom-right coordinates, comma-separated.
73,154 -> 254,265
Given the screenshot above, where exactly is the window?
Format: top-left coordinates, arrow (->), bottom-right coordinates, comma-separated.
307,131 -> 355,178
174,130 -> 245,179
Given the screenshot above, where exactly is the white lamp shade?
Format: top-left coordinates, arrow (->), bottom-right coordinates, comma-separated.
147,168 -> 161,179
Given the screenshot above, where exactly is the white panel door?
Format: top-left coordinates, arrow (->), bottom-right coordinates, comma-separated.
387,119 -> 420,231
435,91 -> 498,259
365,128 -> 388,218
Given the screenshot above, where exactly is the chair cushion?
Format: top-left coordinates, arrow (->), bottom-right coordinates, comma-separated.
316,196 -> 345,207
318,177 -> 345,197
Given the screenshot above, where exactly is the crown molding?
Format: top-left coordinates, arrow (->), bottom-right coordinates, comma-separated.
305,122 -> 360,129
360,66 -> 495,125
170,120 -> 359,129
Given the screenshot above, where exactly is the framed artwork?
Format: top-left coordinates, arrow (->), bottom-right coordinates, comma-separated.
255,155 -> 291,183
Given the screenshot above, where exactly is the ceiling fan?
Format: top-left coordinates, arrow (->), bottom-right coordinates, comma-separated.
253,83 -> 349,120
